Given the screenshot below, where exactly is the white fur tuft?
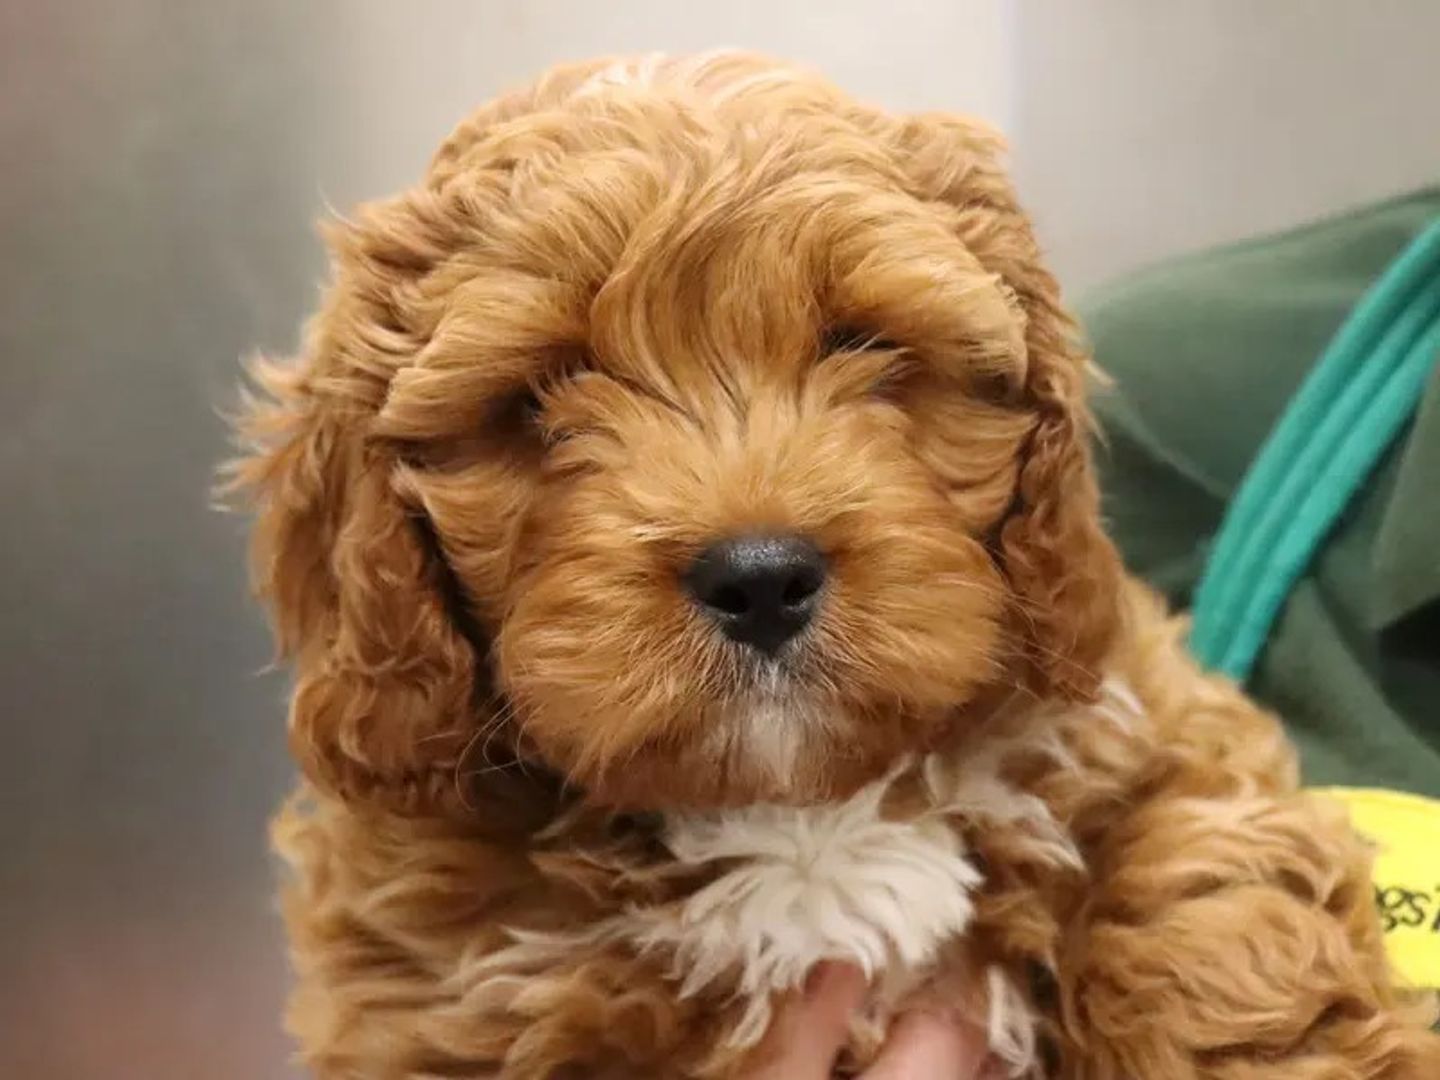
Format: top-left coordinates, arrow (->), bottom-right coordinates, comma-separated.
644,771 -> 982,1046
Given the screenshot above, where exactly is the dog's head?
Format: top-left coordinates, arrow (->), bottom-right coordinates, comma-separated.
230,55 -> 1120,813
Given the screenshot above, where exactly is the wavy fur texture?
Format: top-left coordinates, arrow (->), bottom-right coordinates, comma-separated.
229,53 -> 1440,1078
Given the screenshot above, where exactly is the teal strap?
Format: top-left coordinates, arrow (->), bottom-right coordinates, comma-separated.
1190,218 -> 1440,680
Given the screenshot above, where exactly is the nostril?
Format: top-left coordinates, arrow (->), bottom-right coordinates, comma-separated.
707,583 -> 750,617
781,569 -> 822,608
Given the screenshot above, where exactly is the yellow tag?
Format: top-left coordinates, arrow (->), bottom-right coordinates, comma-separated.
1314,786 -> 1440,989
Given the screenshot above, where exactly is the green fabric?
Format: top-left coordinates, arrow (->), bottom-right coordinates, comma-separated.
1081,187 -> 1440,798
1190,218 -> 1440,679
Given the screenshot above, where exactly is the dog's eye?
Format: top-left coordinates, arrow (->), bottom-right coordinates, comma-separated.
496,384 -> 545,433
518,387 -> 544,421
821,324 -> 901,356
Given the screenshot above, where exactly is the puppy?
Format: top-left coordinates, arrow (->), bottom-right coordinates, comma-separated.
229,53 -> 1440,1078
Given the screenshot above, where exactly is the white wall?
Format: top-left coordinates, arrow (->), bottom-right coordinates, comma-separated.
310,0 -> 1014,211
1010,0 -> 1440,291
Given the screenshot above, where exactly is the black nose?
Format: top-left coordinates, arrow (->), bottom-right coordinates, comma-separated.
685,535 -> 826,654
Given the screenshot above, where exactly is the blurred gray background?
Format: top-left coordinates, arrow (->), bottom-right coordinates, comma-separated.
2,2 -> 1437,1077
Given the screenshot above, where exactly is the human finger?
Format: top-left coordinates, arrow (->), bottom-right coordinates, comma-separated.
860,1006 -> 996,1079
748,962 -> 868,1080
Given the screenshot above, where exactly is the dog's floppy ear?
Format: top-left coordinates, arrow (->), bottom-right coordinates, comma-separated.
893,113 -> 1123,699
226,220 -> 482,812
997,303 -> 1121,700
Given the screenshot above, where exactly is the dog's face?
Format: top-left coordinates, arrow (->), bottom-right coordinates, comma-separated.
232,56 -> 1120,813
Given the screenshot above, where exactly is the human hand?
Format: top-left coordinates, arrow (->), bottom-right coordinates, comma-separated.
750,962 -> 1001,1079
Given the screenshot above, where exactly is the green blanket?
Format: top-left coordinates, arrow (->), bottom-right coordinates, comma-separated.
1082,187 -> 1440,798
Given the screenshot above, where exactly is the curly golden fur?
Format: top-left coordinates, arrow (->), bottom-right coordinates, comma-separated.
228,54 -> 1440,1078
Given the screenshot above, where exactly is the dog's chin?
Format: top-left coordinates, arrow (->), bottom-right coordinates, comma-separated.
560,692 -> 951,813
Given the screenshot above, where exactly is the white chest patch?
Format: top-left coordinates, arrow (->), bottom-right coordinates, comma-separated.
639,774 -> 982,1046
